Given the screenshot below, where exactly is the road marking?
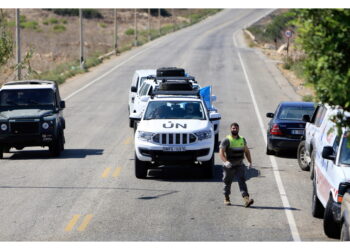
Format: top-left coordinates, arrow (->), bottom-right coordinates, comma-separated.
77,214 -> 94,231
112,167 -> 122,177
65,214 -> 81,232
123,136 -> 133,145
101,168 -> 112,178
233,32 -> 301,242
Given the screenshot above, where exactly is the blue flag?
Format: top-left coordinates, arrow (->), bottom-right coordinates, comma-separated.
199,86 -> 212,109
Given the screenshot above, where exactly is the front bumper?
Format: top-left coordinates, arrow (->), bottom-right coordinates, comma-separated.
0,133 -> 55,148
135,138 -> 214,163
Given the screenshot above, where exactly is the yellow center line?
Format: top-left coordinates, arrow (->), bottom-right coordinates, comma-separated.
112,167 -> 122,177
101,168 -> 111,178
123,137 -> 133,145
65,214 -> 80,232
77,214 -> 94,232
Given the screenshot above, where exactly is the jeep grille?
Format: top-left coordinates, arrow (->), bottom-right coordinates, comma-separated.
153,133 -> 196,145
10,122 -> 39,134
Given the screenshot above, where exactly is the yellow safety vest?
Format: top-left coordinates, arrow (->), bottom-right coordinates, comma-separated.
226,135 -> 245,159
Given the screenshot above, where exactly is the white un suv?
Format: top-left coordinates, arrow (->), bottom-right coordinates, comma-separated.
134,92 -> 221,179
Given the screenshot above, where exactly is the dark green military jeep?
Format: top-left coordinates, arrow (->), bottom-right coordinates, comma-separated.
0,80 -> 66,158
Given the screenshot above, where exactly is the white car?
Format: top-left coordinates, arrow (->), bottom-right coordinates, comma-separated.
312,109 -> 350,239
134,95 -> 221,179
128,69 -> 156,127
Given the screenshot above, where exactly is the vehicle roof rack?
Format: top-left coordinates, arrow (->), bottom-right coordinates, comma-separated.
151,89 -> 200,98
145,75 -> 196,83
4,80 -> 55,86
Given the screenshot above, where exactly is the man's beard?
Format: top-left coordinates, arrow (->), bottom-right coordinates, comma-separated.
231,131 -> 238,136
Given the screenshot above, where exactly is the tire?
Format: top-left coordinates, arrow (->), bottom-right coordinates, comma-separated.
49,130 -> 64,157
297,141 -> 310,171
341,221 -> 350,241
214,134 -> 219,149
135,153 -> 148,179
324,197 -> 341,238
129,119 -> 134,128
0,146 -> 3,159
312,176 -> 324,218
266,146 -> 274,155
202,155 -> 214,178
310,151 -> 315,180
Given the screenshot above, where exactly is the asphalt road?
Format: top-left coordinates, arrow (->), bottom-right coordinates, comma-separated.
0,9 -> 335,241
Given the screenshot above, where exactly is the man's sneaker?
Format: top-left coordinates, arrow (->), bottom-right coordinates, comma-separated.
243,196 -> 254,207
224,196 -> 231,206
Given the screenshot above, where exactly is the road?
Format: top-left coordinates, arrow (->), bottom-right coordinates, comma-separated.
0,9 -> 334,241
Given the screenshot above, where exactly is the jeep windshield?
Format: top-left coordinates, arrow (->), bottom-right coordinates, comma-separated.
340,136 -> 350,166
0,89 -> 55,107
144,100 -> 206,120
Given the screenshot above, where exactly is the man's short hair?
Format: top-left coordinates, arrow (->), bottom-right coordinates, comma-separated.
230,122 -> 239,128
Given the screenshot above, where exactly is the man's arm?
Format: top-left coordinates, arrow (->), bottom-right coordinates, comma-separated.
244,145 -> 252,166
219,147 -> 227,162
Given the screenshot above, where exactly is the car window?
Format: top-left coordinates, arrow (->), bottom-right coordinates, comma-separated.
315,106 -> 327,127
339,135 -> 350,166
0,89 -> 55,106
139,77 -> 148,89
138,83 -> 150,96
144,101 -> 206,120
277,106 -> 315,120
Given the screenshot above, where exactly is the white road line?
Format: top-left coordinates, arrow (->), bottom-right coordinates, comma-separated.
233,32 -> 301,242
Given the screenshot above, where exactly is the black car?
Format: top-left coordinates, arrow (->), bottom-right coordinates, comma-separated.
341,192 -> 350,241
266,101 -> 315,155
0,80 -> 66,158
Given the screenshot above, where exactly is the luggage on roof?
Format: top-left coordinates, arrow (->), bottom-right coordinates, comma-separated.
156,67 -> 185,77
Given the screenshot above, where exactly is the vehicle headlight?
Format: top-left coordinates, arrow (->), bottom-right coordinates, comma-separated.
0,123 -> 7,131
42,122 -> 49,130
195,130 -> 212,140
138,131 -> 155,142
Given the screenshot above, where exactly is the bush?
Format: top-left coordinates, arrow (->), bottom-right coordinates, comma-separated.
99,23 -> 107,28
21,21 -> 39,30
43,20 -> 49,25
53,24 -> 66,32
125,28 -> 135,36
49,18 -> 59,24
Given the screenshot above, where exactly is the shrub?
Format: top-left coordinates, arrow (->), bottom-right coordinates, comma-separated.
53,24 -> 66,32
21,21 -> 39,30
49,18 -> 59,24
125,28 -> 135,36
99,22 -> 107,28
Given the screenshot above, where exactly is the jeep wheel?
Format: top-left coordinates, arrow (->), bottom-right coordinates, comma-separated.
324,196 -> 341,238
49,130 -> 64,157
135,153 -> 148,179
297,141 -> 310,171
312,176 -> 324,218
310,151 -> 315,180
202,155 -> 214,178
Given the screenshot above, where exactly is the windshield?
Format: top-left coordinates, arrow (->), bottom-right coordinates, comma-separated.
144,100 -> 206,120
277,106 -> 315,120
340,136 -> 350,166
0,89 -> 55,107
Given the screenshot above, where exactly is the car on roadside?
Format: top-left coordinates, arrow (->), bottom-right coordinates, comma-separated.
0,80 -> 66,158
266,101 -> 315,155
341,192 -> 350,241
311,113 -> 350,239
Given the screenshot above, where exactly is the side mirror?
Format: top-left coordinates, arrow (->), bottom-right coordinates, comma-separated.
209,112 -> 221,121
322,146 -> 336,161
140,96 -> 150,102
266,112 -> 274,118
60,101 -> 65,109
131,86 -> 137,93
210,95 -> 217,102
302,114 -> 310,123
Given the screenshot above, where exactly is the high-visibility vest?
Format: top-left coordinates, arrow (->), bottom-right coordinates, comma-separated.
226,135 -> 245,159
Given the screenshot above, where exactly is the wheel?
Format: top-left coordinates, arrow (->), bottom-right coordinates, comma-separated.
312,176 -> 324,218
0,146 -> 3,159
341,221 -> 350,241
266,146 -> 274,155
135,153 -> 148,179
324,196 -> 341,238
202,154 -> 214,178
214,133 -> 219,149
129,119 -> 134,128
310,151 -> 315,180
297,141 -> 310,171
49,130 -> 64,157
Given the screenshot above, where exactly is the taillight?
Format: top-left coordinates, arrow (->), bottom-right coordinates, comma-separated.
270,124 -> 283,135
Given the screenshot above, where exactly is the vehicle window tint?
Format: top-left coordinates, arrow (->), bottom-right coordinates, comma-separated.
139,83 -> 150,96
315,107 -> 326,127
0,89 -> 55,106
333,136 -> 340,154
277,106 -> 315,120
310,105 -> 320,123
339,135 -> 350,166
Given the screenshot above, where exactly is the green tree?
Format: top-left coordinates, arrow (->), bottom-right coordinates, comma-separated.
294,9 -> 350,128
0,11 -> 13,67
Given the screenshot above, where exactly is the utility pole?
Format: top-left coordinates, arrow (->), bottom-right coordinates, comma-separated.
114,9 -> 118,54
134,9 -> 138,46
15,9 -> 21,80
158,8 -> 161,36
79,9 -> 84,70
148,8 -> 151,42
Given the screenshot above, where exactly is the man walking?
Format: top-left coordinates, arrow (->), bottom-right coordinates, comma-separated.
219,122 -> 254,207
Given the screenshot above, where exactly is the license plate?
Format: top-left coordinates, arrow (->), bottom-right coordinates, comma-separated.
163,146 -> 186,152
291,130 -> 304,135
